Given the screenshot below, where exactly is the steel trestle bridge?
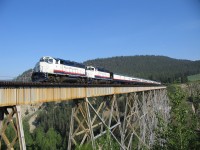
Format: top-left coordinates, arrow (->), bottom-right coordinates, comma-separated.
0,82 -> 169,150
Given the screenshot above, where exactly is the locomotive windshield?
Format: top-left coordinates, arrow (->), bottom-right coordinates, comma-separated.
86,66 -> 95,71
40,57 -> 54,64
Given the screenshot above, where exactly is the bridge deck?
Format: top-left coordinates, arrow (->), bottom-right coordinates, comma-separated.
0,83 -> 166,106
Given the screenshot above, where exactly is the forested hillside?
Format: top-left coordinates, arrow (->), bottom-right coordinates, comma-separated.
84,55 -> 200,83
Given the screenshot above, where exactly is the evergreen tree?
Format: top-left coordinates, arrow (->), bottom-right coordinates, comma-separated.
153,85 -> 199,150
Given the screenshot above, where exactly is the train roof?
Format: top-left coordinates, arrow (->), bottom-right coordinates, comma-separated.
96,67 -> 111,73
55,58 -> 85,68
113,73 -> 161,83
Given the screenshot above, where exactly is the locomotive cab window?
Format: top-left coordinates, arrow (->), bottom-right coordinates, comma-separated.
48,59 -> 53,64
86,67 -> 95,71
56,60 -> 60,64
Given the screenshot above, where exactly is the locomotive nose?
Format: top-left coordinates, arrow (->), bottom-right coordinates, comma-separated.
33,62 -> 39,72
33,62 -> 44,72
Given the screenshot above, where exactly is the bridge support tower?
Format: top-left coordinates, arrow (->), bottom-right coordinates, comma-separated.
0,106 -> 26,150
0,85 -> 168,150
68,89 -> 169,150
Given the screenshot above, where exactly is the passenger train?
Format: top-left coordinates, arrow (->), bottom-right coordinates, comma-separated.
31,56 -> 161,85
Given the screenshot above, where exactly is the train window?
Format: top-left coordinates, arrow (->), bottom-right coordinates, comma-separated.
60,60 -> 64,64
56,60 -> 59,64
86,67 -> 94,70
48,59 -> 53,64
44,59 -> 48,63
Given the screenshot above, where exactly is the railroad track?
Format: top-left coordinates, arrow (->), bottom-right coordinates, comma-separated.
0,81 -> 161,88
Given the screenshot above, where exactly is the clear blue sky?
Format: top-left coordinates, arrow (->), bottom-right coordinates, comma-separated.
0,0 -> 200,78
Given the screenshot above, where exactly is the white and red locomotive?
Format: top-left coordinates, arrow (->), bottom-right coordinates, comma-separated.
32,56 -> 161,85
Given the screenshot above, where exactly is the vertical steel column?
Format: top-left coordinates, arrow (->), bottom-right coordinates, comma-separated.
15,106 -> 26,150
67,106 -> 75,150
121,94 -> 128,148
122,93 -> 135,150
85,97 -> 96,149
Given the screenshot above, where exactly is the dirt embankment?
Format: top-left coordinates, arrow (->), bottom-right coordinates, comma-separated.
21,104 -> 42,133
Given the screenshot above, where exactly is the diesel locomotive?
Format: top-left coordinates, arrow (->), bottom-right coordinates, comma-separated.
31,56 -> 161,85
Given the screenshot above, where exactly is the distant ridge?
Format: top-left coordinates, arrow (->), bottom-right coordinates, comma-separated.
84,55 -> 200,83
